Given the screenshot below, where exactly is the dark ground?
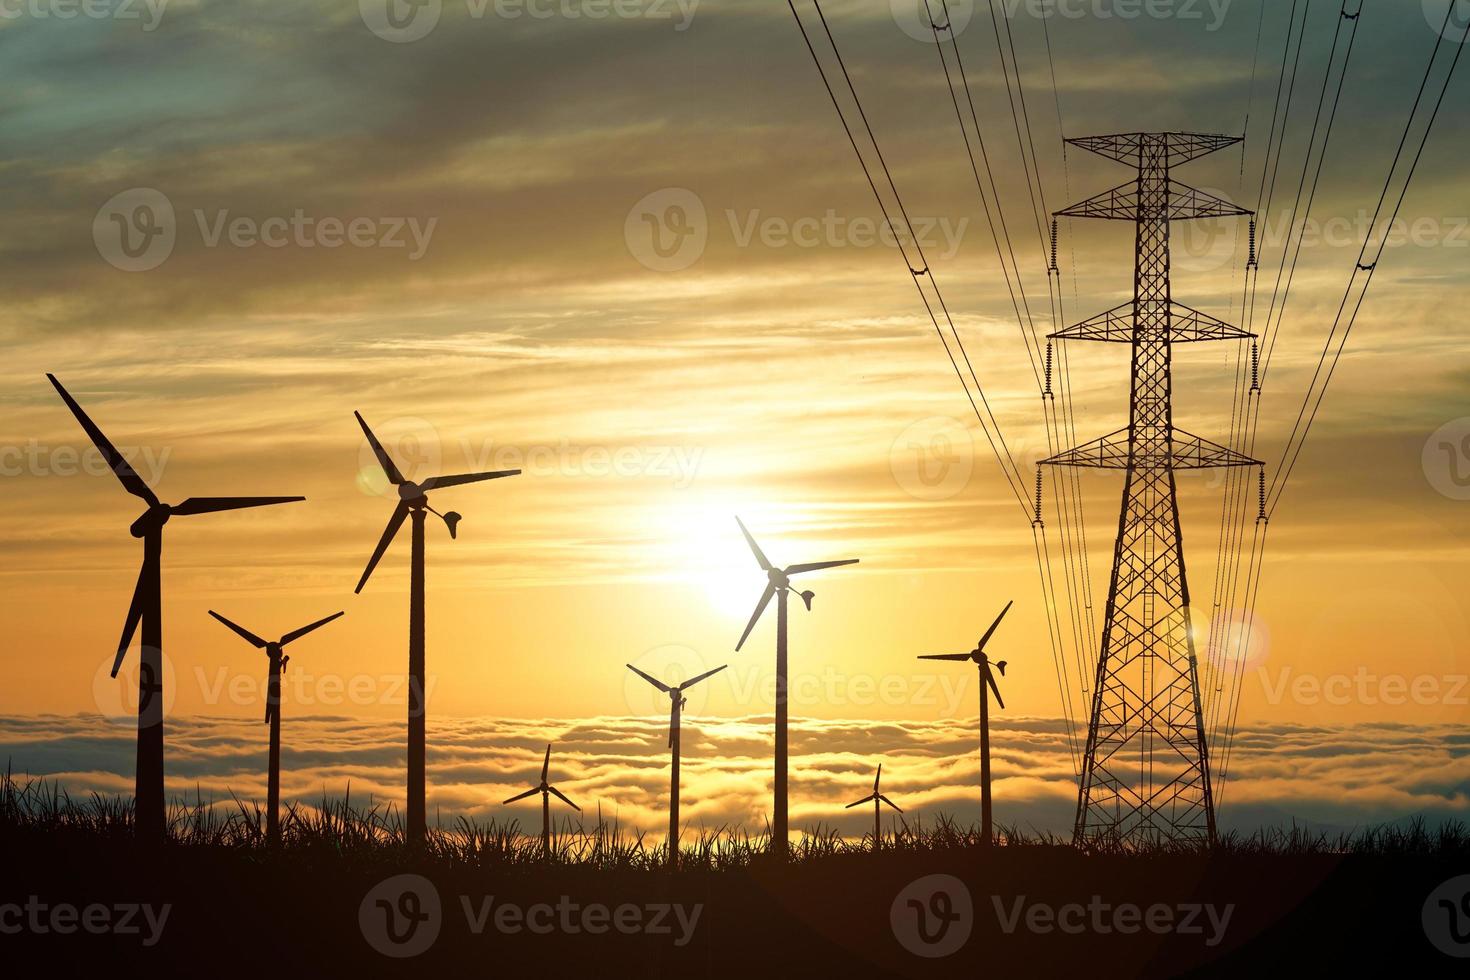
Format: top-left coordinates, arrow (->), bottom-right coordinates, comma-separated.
4,834 -> 1467,976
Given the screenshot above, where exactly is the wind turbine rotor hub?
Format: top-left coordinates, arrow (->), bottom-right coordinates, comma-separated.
397,482 -> 426,502
129,503 -> 171,537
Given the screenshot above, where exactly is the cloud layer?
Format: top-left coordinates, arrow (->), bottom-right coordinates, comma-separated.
3,712 -> 1465,842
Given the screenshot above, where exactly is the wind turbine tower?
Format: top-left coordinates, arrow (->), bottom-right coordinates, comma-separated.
733,516 -> 858,859
503,744 -> 581,860
354,411 -> 520,846
917,600 -> 1012,846
47,374 -> 304,839
207,609 -> 345,843
626,661 -> 727,867
844,764 -> 902,851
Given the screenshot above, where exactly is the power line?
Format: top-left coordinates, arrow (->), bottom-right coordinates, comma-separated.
1268,0 -> 1467,515
1209,0 -> 1359,756
1218,0 -> 1465,798
788,0 -> 1034,521
1258,0 -> 1363,386
922,0 -> 1046,391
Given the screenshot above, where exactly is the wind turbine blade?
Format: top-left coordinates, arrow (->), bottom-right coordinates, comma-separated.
541,744 -> 551,783
734,516 -> 772,570
354,501 -> 410,594
978,600 -> 1014,651
419,469 -> 521,492
678,664 -> 728,691
208,610 -> 267,648
986,669 -> 1006,711
917,653 -> 973,661
547,786 -> 581,812
280,611 -> 345,646
625,663 -> 670,693
735,583 -> 777,652
874,764 -> 881,794
879,794 -> 903,813
112,562 -> 147,677
173,496 -> 304,516
502,787 -> 539,805
354,412 -> 404,485
845,796 -> 874,809
46,375 -> 159,505
785,558 -> 859,575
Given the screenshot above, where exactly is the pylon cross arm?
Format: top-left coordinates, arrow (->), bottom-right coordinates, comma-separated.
1050,301 -> 1255,343
1055,180 -> 1252,222
1041,428 -> 1261,470
1067,131 -> 1242,168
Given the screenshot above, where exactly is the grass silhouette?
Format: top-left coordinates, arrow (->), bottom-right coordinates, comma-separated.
4,767 -> 1464,974
4,768 -> 1464,866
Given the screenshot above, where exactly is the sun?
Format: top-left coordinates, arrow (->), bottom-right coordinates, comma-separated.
656,496 -> 777,620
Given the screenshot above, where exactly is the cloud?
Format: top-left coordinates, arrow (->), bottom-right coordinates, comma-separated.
2,712 -> 1465,842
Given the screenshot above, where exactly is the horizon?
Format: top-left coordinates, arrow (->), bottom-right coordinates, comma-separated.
4,710 -> 1463,843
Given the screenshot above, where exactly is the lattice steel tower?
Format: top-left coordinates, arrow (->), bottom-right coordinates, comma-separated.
1043,132 -> 1259,846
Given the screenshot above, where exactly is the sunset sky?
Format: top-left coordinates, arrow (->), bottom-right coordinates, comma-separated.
0,1 -> 1465,837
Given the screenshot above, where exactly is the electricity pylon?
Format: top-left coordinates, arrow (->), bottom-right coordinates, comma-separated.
1042,132 -> 1260,847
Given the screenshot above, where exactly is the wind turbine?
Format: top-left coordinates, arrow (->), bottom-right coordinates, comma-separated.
733,515 -> 858,859
845,764 -> 902,851
503,743 -> 581,860
207,609 -> 344,844
353,410 -> 520,845
46,374 -> 304,839
626,662 -> 727,867
917,600 -> 1013,847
